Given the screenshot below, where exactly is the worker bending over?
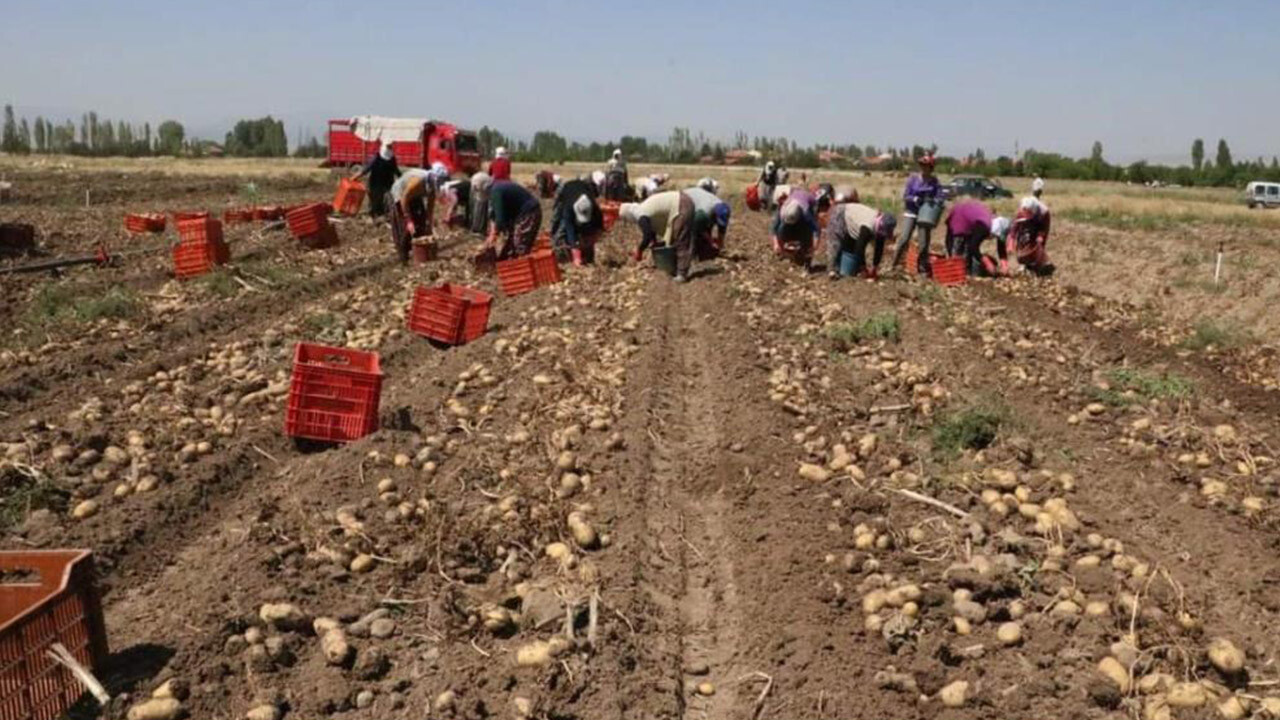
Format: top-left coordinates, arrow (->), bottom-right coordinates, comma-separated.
1012,197 -> 1053,275
487,179 -> 542,259
825,203 -> 897,280
388,163 -> 449,262
637,173 -> 670,200
684,186 -> 731,260
550,178 -> 603,264
944,199 -> 1007,277
619,190 -> 696,282
770,187 -> 819,270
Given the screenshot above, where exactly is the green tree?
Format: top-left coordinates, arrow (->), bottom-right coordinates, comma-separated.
1090,140 -> 1104,163
33,116 -> 46,152
1215,139 -> 1233,171
157,120 -> 185,156
143,122 -> 152,152
1191,138 -> 1204,172
224,116 -> 289,157
1,105 -> 17,152
18,119 -> 30,153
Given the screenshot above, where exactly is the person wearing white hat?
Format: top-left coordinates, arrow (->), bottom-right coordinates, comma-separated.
1032,177 -> 1045,198
388,166 -> 447,262
351,140 -> 402,219
757,161 -> 783,211
468,171 -> 492,235
1011,196 -> 1053,275
590,170 -> 607,196
489,146 -> 511,181
550,177 -> 603,264
604,149 -> 630,201
695,177 -> 720,195
637,173 -> 669,200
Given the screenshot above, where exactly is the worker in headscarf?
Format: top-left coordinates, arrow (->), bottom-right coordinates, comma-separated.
637,173 -> 670,200
770,187 -> 819,269
534,170 -> 561,199
469,171 -> 492,235
351,141 -> 401,219
824,202 -> 897,280
387,163 -> 449,262
618,190 -> 696,282
604,149 -> 630,201
590,170 -> 607,197
770,183 -> 793,210
487,179 -> 542,259
1011,196 -> 1053,275
757,161 -> 781,211
1032,177 -> 1045,199
489,146 -> 512,181
891,154 -> 945,274
833,185 -> 859,204
550,177 -> 603,264
943,199 -> 1002,277
695,177 -> 720,195
684,186 -> 731,260
813,183 -> 837,213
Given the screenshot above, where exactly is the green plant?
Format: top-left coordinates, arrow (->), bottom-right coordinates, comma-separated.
27,284 -> 141,325
1090,368 -> 1193,406
932,400 -> 1010,458
825,312 -> 901,350
0,467 -> 67,531
201,270 -> 240,298
1181,320 -> 1251,351
916,285 -> 944,305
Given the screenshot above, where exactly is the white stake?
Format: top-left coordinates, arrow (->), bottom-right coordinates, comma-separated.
1214,241 -> 1224,285
84,189 -> 90,208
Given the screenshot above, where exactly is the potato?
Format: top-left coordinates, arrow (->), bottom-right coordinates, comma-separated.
127,698 -> 183,720
321,629 -> 352,666
1097,656 -> 1132,693
938,680 -> 968,708
996,622 -> 1023,646
1166,682 -> 1208,708
1208,638 -> 1245,675
72,500 -> 99,519
798,463 -> 831,482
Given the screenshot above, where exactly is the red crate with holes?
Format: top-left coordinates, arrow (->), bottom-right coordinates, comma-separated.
407,284 -> 493,345
496,256 -> 536,297
223,208 -> 255,224
599,201 -> 621,232
931,257 -> 968,287
530,250 -> 561,287
172,240 -> 225,279
0,550 -> 109,720
172,211 -> 208,223
285,203 -> 330,239
123,213 -> 165,234
332,179 -> 366,216
284,343 -> 382,444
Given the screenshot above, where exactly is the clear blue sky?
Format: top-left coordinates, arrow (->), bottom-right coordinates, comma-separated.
3,0 -> 1275,163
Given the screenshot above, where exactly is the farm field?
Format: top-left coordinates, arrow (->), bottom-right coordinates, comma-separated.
3,156 -> 1280,719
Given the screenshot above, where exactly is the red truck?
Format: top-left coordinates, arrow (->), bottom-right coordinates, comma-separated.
327,117 -> 481,175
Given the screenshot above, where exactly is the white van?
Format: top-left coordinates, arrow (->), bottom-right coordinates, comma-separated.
1245,181 -> 1280,208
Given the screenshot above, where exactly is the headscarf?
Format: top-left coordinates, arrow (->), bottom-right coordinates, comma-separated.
991,216 -> 1011,240
591,170 -> 606,187
713,202 -> 731,229
471,171 -> 492,193
780,199 -> 802,225
875,211 -> 897,238
428,162 -> 449,185
572,195 -> 593,225
697,177 -> 720,194
612,149 -> 622,159
379,142 -> 394,161
1032,177 -> 1045,194
495,146 -> 508,158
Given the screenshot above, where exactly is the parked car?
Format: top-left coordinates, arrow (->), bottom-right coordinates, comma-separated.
945,175 -> 1013,199
1245,181 -> 1280,209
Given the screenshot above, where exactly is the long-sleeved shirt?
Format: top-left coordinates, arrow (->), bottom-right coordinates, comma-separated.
488,180 -> 539,232
902,173 -> 943,213
390,168 -> 433,204
359,154 -> 401,189
488,156 -> 511,181
830,203 -> 880,241
632,191 -> 681,245
551,179 -> 602,248
945,200 -> 994,238
771,188 -> 818,239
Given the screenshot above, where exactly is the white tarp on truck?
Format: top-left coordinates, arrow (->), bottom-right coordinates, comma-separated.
348,116 -> 426,144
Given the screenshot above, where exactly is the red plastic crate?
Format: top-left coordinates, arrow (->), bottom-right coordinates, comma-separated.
172,211 -> 208,223
299,225 -> 339,250
0,550 -> 109,720
599,201 -> 621,232
932,257 -> 968,287
333,179 -> 366,216
123,213 -> 165,234
285,203 -> 330,239
531,250 -> 562,287
496,256 -> 536,297
407,284 -> 493,345
254,206 -> 284,221
176,217 -> 223,246
172,239 -> 228,279
223,208 -> 255,224
284,343 -> 382,444
533,231 -> 552,252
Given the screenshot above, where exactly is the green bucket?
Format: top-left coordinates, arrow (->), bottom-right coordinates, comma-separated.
915,199 -> 944,228
652,245 -> 678,276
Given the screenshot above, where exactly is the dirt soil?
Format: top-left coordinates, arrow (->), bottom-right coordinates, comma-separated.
4,169 -> 1280,720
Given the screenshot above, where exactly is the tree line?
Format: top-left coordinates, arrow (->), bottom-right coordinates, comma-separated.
3,103 -> 1272,187
1,105 -> 327,158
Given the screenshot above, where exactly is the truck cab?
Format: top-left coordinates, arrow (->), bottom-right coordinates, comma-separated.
425,123 -> 480,176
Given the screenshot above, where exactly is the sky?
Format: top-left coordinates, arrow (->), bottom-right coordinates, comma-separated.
3,0 -> 1276,164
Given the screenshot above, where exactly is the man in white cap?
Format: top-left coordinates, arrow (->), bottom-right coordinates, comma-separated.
489,146 -> 511,181
351,140 -> 402,219
550,177 -> 603,264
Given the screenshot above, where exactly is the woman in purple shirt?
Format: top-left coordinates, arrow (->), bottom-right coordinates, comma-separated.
891,155 -> 944,274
